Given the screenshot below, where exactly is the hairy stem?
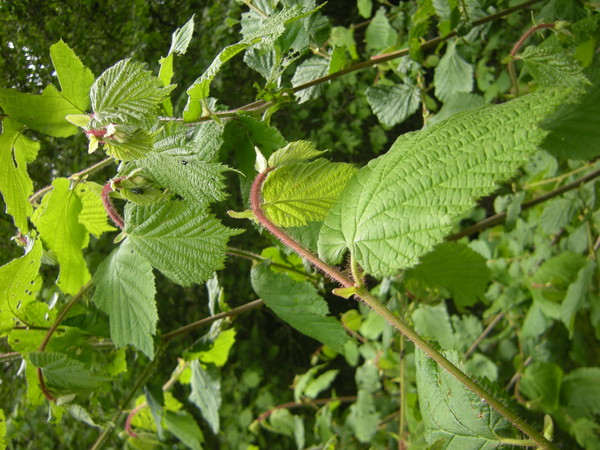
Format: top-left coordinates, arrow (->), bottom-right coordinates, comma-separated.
250,170 -> 557,449
101,178 -> 125,230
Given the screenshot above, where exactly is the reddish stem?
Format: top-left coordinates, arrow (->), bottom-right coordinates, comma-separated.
37,368 -> 56,402
102,178 -> 126,230
250,168 -> 353,288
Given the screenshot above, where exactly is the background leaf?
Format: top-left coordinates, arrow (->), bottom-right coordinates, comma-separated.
49,39 -> 94,111
365,84 -> 421,127
92,239 -> 157,358
434,41 -> 473,102
29,351 -> 107,391
189,360 -> 221,434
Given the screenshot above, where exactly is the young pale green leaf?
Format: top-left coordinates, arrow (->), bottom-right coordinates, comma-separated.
189,360 -> 221,434
0,239 -> 42,335
125,200 -> 241,286
102,127 -> 156,161
434,41 -> 473,102
519,361 -> 564,412
521,46 -> 589,90
92,239 -> 157,358
268,140 -> 326,167
415,348 -> 512,448
318,89 -> 567,276
32,178 -> 90,294
542,62 -> 600,160
357,0 -> 373,18
365,84 -> 421,127
251,261 -> 349,353
405,242 -> 491,308
29,351 -> 107,391
304,369 -> 339,399
365,8 -> 396,51
291,57 -> 330,104
74,183 -> 115,237
91,59 -> 174,125
134,123 -> 229,205
169,15 -> 195,56
560,260 -> 596,337
0,85 -> 81,137
412,303 -> 455,351
0,409 -> 5,449
261,158 -> 357,227
164,411 -> 204,450
0,119 -> 40,231
49,39 -> 95,111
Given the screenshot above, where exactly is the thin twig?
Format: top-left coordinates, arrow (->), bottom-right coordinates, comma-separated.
254,396 -> 357,424
464,312 -> 505,359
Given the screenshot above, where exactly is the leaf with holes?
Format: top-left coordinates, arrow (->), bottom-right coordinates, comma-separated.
125,200 -> 242,286
92,239 -> 157,358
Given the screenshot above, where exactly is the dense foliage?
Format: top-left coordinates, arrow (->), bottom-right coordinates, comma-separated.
1,0 -> 599,449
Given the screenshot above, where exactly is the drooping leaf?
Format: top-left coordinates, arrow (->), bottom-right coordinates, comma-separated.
366,84 -> 421,127
412,303 -> 455,351
519,361 -> 564,412
0,239 -> 42,335
164,411 -> 204,450
434,41 -> 474,102
29,351 -> 107,391
92,239 -> 157,358
405,242 -> 491,308
0,119 -> 40,231
125,200 -> 241,286
365,8 -> 396,51
560,260 -> 596,337
292,56 -> 330,104
74,182 -> 116,237
135,123 -> 229,205
49,39 -> 95,111
32,178 -> 90,294
251,261 -> 349,353
521,46 -> 589,90
90,59 -> 174,125
261,158 -> 357,227
268,140 -> 326,167
189,360 -> 221,434
318,89 -> 567,276
415,348 -> 512,448
347,391 -> 379,443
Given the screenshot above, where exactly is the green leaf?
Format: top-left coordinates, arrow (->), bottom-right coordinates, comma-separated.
0,119 -> 40,231
268,140 -> 326,167
405,242 -> 491,308
90,59 -> 174,125
29,351 -> 107,391
304,369 -> 339,399
569,418 -> 600,450
0,239 -> 42,335
415,348 -> 511,448
318,89 -> 567,276
197,328 -> 236,367
357,0 -> 373,19
92,239 -> 157,358
74,183 -> 116,237
434,41 -> 474,102
561,367 -> 600,418
102,126 -> 156,161
366,84 -> 421,127
427,93 -> 484,126
365,8 -> 396,51
251,261 -> 349,353
32,178 -> 90,294
560,260 -> 596,337
347,391 -> 379,443
521,46 -> 589,90
519,361 -> 564,411
0,409 -> 6,449
412,303 -> 455,350
135,123 -> 229,205
164,411 -> 204,450
169,15 -> 195,55
261,158 -> 357,227
125,200 -> 241,286
189,360 -> 221,434
0,85 -> 81,137
542,62 -> 600,160
49,39 -> 94,111
291,56 -> 330,104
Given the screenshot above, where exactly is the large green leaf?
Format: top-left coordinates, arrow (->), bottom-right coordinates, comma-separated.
189,360 -> 221,434
365,84 -> 421,127
318,89 -> 566,276
29,351 -> 107,391
0,119 -> 40,231
32,178 -> 90,294
92,239 -> 157,358
49,39 -> 95,111
0,240 -> 42,335
125,200 -> 241,286
261,158 -> 357,227
415,348 -> 512,448
251,261 -> 349,353
90,59 -> 174,125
